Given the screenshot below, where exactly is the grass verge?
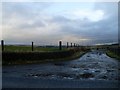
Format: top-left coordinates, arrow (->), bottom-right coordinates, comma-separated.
106,51 -> 120,61
2,51 -> 87,65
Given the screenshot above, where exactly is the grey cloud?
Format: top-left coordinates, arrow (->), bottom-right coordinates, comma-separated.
2,2 -> 52,19
50,16 -> 71,23
50,12 -> 118,44
2,2 -> 118,45
94,2 -> 118,17
18,20 -> 45,30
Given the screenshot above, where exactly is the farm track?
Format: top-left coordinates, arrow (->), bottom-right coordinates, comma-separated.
2,50 -> 120,88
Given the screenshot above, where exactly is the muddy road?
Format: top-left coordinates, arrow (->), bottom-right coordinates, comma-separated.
2,50 -> 120,88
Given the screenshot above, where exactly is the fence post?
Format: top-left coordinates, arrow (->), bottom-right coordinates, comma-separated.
74,43 -> 75,47
59,41 -> 62,50
1,40 -> 4,52
32,42 -> 34,51
71,43 -> 72,47
77,44 -> 78,47
67,42 -> 69,48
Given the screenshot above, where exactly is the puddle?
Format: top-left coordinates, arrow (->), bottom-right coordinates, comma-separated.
54,63 -> 66,66
26,73 -> 53,78
79,73 -> 94,78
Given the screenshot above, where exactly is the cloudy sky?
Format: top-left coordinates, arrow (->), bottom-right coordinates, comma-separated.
2,2 -> 118,45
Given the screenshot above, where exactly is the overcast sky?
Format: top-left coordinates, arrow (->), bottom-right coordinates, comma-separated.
2,2 -> 118,45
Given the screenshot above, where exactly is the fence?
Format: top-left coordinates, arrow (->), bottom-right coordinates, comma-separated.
1,40 -> 81,52
1,40 -> 91,65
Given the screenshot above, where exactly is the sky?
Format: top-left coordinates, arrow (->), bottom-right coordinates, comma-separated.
1,1 -> 118,46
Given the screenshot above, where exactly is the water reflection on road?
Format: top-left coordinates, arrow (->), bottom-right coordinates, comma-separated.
2,50 -> 120,88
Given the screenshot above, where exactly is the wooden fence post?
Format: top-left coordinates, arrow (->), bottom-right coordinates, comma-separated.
74,43 -> 75,47
59,41 -> 62,50
71,43 -> 72,47
32,42 -> 34,51
1,40 -> 4,52
67,42 -> 69,48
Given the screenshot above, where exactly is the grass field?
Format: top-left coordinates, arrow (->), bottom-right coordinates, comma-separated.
3,45 -> 68,52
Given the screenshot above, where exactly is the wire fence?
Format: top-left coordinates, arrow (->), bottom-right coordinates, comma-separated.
1,40 -> 83,52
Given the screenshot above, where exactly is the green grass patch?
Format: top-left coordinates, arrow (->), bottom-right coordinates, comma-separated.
106,51 -> 120,61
